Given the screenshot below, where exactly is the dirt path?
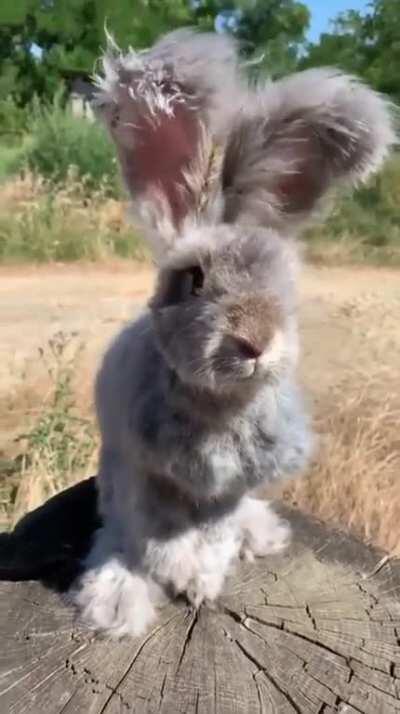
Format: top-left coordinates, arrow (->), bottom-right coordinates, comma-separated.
0,262 -> 399,446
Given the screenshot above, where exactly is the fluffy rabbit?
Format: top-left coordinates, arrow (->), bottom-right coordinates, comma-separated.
71,30 -> 396,637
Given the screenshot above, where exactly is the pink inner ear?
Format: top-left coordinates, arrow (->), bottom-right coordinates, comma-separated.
276,172 -> 321,213
273,125 -> 327,214
117,105 -> 199,226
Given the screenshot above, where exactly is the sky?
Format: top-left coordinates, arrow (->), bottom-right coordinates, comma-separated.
307,0 -> 370,42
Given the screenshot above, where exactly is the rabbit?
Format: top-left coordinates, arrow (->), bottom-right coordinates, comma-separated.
70,29 -> 396,638
72,224 -> 307,636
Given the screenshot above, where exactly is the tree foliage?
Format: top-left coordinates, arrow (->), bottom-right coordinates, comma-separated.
301,0 -> 400,102
1,0 -> 400,108
0,0 -> 310,105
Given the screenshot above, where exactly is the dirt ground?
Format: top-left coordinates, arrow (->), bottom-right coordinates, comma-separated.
1,261 -> 398,396
1,262 -> 399,548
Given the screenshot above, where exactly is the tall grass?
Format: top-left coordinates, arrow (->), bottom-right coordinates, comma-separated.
1,333 -> 98,528
0,89 -> 399,264
0,141 -> 25,180
285,374 -> 400,555
305,155 -> 400,265
0,172 -> 147,262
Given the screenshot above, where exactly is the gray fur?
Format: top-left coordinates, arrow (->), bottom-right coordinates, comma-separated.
97,231 -> 307,503
94,27 -> 244,135
223,69 -> 397,230
93,29 -> 246,229
94,30 -> 396,243
72,224 -> 311,637
94,29 -> 246,152
71,30 -> 395,637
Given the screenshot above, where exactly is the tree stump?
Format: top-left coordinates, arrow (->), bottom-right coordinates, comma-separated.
1,479 -> 400,713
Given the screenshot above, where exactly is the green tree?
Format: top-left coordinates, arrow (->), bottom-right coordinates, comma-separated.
0,0 -> 310,105
0,0 -> 194,105
193,0 -> 310,77
301,0 -> 400,102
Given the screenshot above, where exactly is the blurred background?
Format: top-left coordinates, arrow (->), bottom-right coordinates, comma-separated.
0,2 -> 399,557
1,0 -> 400,263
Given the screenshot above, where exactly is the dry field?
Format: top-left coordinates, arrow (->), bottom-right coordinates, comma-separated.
0,262 -> 399,553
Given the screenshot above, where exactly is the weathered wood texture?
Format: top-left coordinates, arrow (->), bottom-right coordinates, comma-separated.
1,479 -> 400,714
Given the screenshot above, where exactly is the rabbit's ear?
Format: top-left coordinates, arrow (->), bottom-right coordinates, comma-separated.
94,29 -> 242,230
222,69 -> 397,229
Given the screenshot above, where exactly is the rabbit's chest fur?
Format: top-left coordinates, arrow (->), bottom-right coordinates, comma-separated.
97,316 -> 311,503
135,378 -> 309,500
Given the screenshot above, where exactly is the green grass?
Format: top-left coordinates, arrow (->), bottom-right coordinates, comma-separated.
1,93 -> 120,193
305,155 -> 400,266
0,94 -> 399,265
0,139 -> 26,180
0,173 -> 148,263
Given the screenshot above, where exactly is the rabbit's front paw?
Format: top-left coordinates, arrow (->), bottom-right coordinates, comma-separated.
238,497 -> 291,561
186,571 -> 225,609
70,557 -> 157,638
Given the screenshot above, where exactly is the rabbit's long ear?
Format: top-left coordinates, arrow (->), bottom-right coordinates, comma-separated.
222,69 -> 397,230
94,29 -> 242,231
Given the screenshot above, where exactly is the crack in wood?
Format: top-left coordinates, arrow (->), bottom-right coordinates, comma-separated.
58,691 -> 75,714
158,672 -> 167,709
233,638 -> 303,714
305,604 -> 317,631
252,671 -> 265,714
246,610 -> 398,679
0,641 -> 88,699
350,668 -> 400,703
97,612 -> 181,714
65,658 -> 130,706
4,524 -> 400,712
175,609 -> 198,675
223,602 -> 400,711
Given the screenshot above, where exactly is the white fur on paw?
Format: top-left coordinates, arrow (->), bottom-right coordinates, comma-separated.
238,497 -> 291,559
186,571 -> 225,608
184,528 -> 239,607
145,522 -> 240,607
70,557 -> 156,639
144,529 -> 199,595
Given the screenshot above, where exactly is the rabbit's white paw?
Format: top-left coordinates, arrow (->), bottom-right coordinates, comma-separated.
186,570 -> 225,608
145,522 -> 240,607
238,497 -> 291,562
71,557 -> 157,638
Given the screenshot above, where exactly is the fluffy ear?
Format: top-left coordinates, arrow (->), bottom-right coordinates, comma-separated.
93,28 -> 243,227
222,69 -> 397,229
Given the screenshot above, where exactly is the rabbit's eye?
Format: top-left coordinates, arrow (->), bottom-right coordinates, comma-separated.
159,266 -> 204,307
188,266 -> 204,297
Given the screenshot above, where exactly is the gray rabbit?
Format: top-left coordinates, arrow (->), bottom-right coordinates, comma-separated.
70,30 -> 395,637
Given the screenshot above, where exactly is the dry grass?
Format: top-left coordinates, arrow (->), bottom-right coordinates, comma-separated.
0,333 -> 98,530
0,172 -> 148,263
305,235 -> 400,267
2,336 -> 399,555
284,374 -> 400,555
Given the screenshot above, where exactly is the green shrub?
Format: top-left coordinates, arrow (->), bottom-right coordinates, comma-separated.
0,174 -> 147,263
16,93 -> 121,195
305,154 -> 400,264
0,140 -> 26,180
0,95 -> 30,136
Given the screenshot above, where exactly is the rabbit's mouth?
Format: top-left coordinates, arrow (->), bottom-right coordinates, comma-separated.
212,329 -> 286,385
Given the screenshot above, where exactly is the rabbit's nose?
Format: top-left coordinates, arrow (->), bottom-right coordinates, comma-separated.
235,337 -> 264,360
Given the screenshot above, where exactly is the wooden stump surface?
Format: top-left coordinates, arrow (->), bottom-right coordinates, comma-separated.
1,479 -> 400,714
